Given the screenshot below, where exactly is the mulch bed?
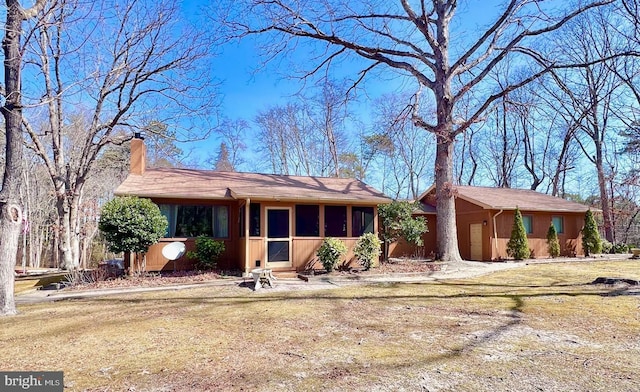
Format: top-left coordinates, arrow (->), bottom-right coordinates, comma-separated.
63,259 -> 441,291
303,258 -> 443,277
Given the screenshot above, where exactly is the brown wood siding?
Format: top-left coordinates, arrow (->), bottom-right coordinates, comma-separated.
455,197 -> 485,212
388,215 -> 437,259
143,237 -> 241,272
248,238 -> 265,269
140,198 -> 244,272
296,238 -> 360,271
292,238 -> 324,270
490,210 -> 585,259
454,204 -> 492,260
138,199 -> 382,273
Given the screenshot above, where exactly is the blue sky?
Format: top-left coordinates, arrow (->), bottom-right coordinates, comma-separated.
174,0 -> 610,200
177,0 -> 512,163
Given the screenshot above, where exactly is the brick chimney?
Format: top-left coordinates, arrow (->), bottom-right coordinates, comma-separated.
130,132 -> 146,175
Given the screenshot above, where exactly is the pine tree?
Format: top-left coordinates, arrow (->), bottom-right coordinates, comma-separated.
506,207 -> 530,260
582,210 -> 602,256
214,143 -> 235,172
546,222 -> 560,258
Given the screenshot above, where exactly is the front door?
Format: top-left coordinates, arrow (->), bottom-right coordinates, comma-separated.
470,223 -> 483,261
266,208 -> 292,268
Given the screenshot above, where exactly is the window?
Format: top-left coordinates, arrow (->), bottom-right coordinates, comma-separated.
522,215 -> 533,234
159,204 -> 177,237
239,203 -> 261,237
212,205 -> 229,238
552,216 -> 564,234
352,206 -> 374,237
250,203 -> 260,236
325,205 -> 347,237
159,204 -> 229,238
296,205 -> 319,236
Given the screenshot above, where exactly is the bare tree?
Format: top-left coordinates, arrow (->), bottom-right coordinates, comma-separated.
20,0 -> 216,269
254,90 -> 355,177
476,98 -> 521,188
513,87 -> 551,191
543,6 -> 634,242
370,93 -> 434,199
310,80 -> 350,177
143,121 -> 185,169
220,0 -> 618,261
209,118 -> 248,170
255,103 -> 316,175
454,126 -> 480,185
20,151 -> 56,269
1,0 -> 48,315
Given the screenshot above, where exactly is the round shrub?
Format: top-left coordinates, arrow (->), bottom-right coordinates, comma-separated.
354,233 -> 382,270
99,196 -> 167,254
187,235 -> 225,270
611,243 -> 629,254
317,237 -> 348,272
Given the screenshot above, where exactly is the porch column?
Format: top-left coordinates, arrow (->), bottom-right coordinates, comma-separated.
244,198 -> 251,276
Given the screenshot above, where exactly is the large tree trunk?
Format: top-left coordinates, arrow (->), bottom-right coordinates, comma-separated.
57,196 -> 72,269
0,0 -> 27,315
56,183 -> 86,269
595,149 -> 614,242
69,192 -> 81,267
434,133 -> 463,262
0,204 -> 21,315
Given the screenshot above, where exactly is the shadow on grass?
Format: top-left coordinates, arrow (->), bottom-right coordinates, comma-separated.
54,279 -> 640,311
10,279 -> 639,387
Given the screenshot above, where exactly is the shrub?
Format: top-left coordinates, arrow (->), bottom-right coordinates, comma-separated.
546,223 -> 560,258
317,237 -> 348,272
601,239 -> 613,254
611,243 -> 629,254
582,210 -> 602,256
187,236 -> 225,270
506,207 -> 530,260
354,233 -> 382,270
99,196 -> 168,274
378,201 -> 428,260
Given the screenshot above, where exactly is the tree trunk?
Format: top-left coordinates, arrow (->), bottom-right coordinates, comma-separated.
595,151 -> 614,242
69,193 -> 81,268
434,133 -> 463,262
0,0 -> 30,316
0,204 -> 21,315
57,195 -> 76,269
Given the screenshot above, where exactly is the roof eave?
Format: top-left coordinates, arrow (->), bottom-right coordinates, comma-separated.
229,187 -> 391,204
485,206 -> 592,213
114,190 -> 231,201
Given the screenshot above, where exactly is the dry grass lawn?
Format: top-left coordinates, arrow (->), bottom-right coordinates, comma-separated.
2,260 -> 639,391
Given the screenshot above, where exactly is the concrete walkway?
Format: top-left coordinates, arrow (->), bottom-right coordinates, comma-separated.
15,255 -> 634,304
